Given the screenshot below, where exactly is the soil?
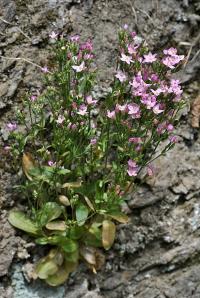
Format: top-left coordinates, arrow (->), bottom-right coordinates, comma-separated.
0,0 -> 200,297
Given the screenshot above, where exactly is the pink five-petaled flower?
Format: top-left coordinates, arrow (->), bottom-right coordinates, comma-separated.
56,115 -> 65,124
127,159 -> 139,177
107,110 -> 116,119
115,71 -> 127,82
120,53 -> 133,65
153,104 -> 164,115
7,122 -> 17,131
49,31 -> 58,39
162,54 -> 184,69
127,103 -> 140,118
86,95 -> 97,105
48,160 -> 56,167
163,47 -> 177,56
143,52 -> 157,63
77,104 -> 88,116
72,61 -> 85,72
128,44 -> 138,55
41,66 -> 49,73
115,104 -> 127,113
70,35 -> 80,42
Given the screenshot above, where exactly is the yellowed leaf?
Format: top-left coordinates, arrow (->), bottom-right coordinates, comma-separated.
102,220 -> 116,250
22,152 -> 37,181
45,221 -> 67,231
58,195 -> 70,206
109,213 -> 129,224
84,196 -> 95,211
61,181 -> 82,189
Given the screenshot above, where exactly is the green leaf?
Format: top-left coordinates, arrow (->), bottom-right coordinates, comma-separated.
35,257 -> 58,279
57,168 -> 71,175
8,210 -> 39,235
45,260 -> 77,286
61,239 -> 78,253
35,237 -> 49,245
65,249 -> 79,263
38,202 -> 62,226
69,226 -> 85,240
76,203 -> 89,226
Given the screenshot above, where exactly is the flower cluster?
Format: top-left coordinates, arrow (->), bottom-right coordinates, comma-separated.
6,27 -> 184,285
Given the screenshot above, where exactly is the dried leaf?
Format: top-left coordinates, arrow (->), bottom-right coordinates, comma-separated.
84,196 -> 95,211
102,220 -> 116,250
8,210 -> 39,235
80,246 -> 105,272
108,212 -> 129,224
62,181 -> 82,189
45,220 -> 67,231
58,195 -> 70,206
191,94 -> 200,128
80,246 -> 96,265
22,152 -> 37,181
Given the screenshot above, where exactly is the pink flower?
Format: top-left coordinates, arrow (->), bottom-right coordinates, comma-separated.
84,53 -> 94,60
162,54 -> 184,69
86,95 -> 97,105
127,159 -> 139,177
127,103 -> 140,117
77,104 -> 88,116
7,122 -> 17,131
70,35 -> 80,42
163,48 -> 177,56
128,44 -> 138,55
115,71 -> 127,82
115,104 -> 127,113
67,122 -> 77,130
130,31 -> 136,38
56,115 -> 65,124
49,31 -> 58,39
30,95 -> 37,102
123,24 -> 128,30
151,74 -> 159,82
169,135 -> 178,143
80,40 -> 93,51
72,61 -> 85,72
141,95 -> 156,109
48,160 -> 56,167
166,124 -> 174,132
128,137 -> 142,144
143,52 -> 157,63
90,138 -> 97,145
4,146 -> 11,151
147,164 -> 154,176
41,66 -> 49,73
107,110 -> 116,119
120,53 -> 133,65
153,104 -> 164,115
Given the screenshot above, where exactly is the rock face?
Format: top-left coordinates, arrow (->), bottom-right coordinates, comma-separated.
0,0 -> 200,297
